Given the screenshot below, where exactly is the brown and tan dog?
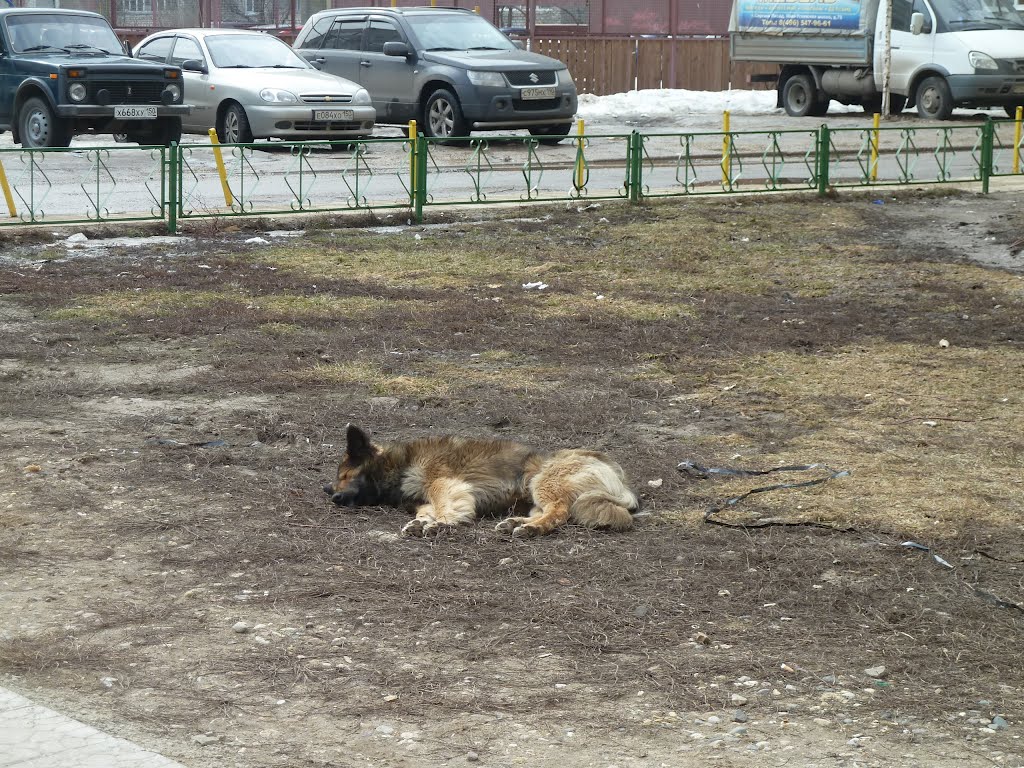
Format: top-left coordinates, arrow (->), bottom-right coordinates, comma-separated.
323,425 -> 639,538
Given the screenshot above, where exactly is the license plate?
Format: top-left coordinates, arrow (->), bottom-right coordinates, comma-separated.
521,87 -> 555,100
314,109 -> 354,121
114,105 -> 157,120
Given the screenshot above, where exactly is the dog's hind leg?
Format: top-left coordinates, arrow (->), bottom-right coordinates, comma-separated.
497,471 -> 573,538
500,497 -> 571,538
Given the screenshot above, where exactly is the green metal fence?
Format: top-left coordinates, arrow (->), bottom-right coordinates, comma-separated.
0,118 -> 1020,233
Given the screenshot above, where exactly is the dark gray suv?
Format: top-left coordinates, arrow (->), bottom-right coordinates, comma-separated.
293,7 -> 578,143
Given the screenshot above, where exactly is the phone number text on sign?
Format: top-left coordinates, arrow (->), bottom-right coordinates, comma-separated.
736,0 -> 862,30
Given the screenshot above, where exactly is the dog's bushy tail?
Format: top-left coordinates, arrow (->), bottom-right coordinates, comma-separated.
571,488 -> 639,531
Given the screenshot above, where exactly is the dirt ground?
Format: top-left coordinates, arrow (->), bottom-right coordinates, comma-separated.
1,187 -> 1023,767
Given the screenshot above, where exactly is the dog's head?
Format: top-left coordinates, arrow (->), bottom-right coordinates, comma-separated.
323,424 -> 382,507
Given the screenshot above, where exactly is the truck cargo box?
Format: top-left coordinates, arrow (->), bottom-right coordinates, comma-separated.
730,0 -> 879,66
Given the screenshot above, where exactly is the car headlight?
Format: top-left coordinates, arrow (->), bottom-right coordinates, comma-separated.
557,68 -> 575,87
69,82 -> 88,102
351,88 -> 372,106
968,51 -> 998,70
162,83 -> 182,103
260,88 -> 298,104
467,70 -> 506,87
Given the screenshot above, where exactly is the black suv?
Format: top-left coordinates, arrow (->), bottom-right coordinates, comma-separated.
0,8 -> 189,148
293,7 -> 578,142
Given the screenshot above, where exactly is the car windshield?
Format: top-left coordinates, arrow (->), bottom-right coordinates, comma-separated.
404,13 -> 516,52
5,13 -> 122,55
929,0 -> 1024,29
205,33 -> 311,69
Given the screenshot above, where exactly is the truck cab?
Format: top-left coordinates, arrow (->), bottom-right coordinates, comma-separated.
0,8 -> 189,147
731,0 -> 1024,119
883,0 -> 1024,118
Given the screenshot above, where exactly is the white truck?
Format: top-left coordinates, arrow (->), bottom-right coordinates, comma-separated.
730,0 -> 1024,119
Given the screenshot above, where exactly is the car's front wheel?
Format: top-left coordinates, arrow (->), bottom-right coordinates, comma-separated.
528,123 -> 574,145
217,102 -> 253,144
423,88 -> 468,142
18,96 -> 72,149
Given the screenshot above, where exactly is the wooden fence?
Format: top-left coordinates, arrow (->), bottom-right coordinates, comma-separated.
529,36 -> 778,96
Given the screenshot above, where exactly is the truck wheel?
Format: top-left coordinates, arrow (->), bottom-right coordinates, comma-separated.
217,103 -> 253,144
915,77 -> 953,120
18,96 -> 72,149
808,96 -> 831,117
423,88 -> 468,142
782,74 -> 817,117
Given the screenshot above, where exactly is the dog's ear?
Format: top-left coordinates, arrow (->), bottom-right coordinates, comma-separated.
345,424 -> 375,463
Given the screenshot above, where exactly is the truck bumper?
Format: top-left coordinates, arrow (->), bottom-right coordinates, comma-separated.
947,75 -> 1024,107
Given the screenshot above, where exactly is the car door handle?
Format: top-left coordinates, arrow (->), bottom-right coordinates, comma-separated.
312,57 -> 325,63
360,60 -> 371,67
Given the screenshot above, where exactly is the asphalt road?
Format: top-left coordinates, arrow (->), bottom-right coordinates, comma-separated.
0,107 -> 1012,225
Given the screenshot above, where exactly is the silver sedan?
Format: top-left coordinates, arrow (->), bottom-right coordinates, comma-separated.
133,28 -> 376,143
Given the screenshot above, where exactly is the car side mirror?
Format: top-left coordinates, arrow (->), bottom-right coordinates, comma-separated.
180,58 -> 208,74
910,12 -> 925,35
382,41 -> 412,58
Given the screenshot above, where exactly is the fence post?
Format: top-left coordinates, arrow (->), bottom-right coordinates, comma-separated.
980,119 -> 994,194
627,130 -> 642,203
817,124 -> 831,196
167,143 -> 178,235
1014,105 -> 1022,175
414,133 -> 427,223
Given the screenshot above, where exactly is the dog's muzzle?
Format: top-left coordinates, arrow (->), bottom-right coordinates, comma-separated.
330,491 -> 357,507
322,483 -> 335,496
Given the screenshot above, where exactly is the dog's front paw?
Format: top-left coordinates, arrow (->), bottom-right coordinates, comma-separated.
495,517 -> 527,535
402,519 -> 427,537
421,521 -> 456,538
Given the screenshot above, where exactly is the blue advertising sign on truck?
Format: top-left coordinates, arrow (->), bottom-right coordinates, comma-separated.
735,0 -> 863,32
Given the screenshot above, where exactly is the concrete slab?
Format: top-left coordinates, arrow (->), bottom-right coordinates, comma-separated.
0,686 -> 187,768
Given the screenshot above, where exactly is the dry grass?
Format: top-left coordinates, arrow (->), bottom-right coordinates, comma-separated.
0,191 -> 1022,758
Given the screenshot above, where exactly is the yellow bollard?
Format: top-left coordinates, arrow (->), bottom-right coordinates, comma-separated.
0,155 -> 17,218
409,119 -> 418,194
1014,105 -> 1022,176
871,112 -> 881,181
473,5 -> 480,12
574,118 -> 586,190
721,110 -> 731,186
208,128 -> 234,208
391,0 -> 397,6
